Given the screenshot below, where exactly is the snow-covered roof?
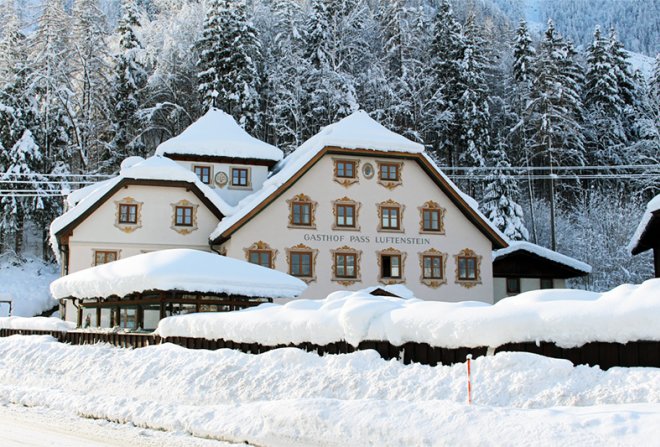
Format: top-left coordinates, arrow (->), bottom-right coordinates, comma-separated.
628,194 -> 660,255
493,241 -> 592,274
50,249 -> 307,300
154,108 -> 283,162
210,111 -> 506,246
50,156 -> 233,257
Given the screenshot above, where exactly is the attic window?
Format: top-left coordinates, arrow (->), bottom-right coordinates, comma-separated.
193,165 -> 211,184
230,167 -> 250,187
118,204 -> 137,224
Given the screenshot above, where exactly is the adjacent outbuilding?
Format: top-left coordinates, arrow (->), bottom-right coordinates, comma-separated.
493,241 -> 591,302
50,249 -> 307,330
628,194 -> 660,278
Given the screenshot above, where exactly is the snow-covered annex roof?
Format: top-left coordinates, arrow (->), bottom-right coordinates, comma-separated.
210,111 -> 507,248
494,241 -> 592,276
154,108 -> 283,163
50,249 -> 307,300
50,156 -> 233,256
628,194 -> 660,255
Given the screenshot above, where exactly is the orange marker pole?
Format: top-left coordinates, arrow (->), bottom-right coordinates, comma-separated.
466,354 -> 473,405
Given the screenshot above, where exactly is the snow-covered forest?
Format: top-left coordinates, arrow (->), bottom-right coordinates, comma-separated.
0,0 -> 658,290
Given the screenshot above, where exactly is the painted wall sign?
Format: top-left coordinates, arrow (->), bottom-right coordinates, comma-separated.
303,233 -> 431,245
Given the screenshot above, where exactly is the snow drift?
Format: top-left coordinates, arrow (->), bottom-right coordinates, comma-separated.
157,279 -> 660,348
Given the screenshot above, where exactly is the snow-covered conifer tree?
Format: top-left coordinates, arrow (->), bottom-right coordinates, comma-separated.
481,138 -> 529,241
104,0 -> 148,172
512,19 -> 535,87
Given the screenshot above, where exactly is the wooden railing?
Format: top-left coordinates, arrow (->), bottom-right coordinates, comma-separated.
1,328 -> 658,370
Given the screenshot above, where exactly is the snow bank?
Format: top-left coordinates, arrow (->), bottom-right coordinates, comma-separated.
157,279 -> 660,348
155,108 -> 283,162
0,336 -> 658,446
0,317 -> 74,331
0,256 -> 59,317
494,240 -> 592,273
628,193 -> 660,254
50,248 -> 307,300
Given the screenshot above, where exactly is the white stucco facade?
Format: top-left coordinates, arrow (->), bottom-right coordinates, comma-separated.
217,153 -> 496,302
171,159 -> 270,206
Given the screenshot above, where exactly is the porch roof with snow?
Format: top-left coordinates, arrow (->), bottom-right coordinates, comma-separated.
493,241 -> 591,279
628,194 -> 660,256
210,110 -> 508,248
50,249 -> 307,300
154,108 -> 283,164
49,156 -> 233,256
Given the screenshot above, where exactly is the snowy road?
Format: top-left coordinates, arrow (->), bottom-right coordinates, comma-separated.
0,404 -> 243,447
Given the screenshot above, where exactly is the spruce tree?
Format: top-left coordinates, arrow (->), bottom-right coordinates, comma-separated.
512,19 -> 535,87
481,139 -> 529,241
105,0 -> 148,172
428,0 -> 464,164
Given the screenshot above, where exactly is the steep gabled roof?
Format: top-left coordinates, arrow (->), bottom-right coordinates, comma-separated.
210,111 -> 507,248
493,241 -> 591,278
50,156 -> 233,257
628,194 -> 660,255
154,108 -> 283,162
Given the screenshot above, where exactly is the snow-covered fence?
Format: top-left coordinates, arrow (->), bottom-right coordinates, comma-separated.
0,328 -> 658,370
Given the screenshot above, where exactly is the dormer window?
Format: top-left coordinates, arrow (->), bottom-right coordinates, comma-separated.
193,165 -> 211,184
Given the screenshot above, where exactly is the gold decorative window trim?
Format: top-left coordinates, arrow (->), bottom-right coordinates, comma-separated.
419,248 -> 448,288
332,157 -> 360,187
287,193 -> 318,229
170,199 -> 199,234
377,199 -> 405,233
285,243 -> 319,283
91,249 -> 121,267
228,166 -> 252,190
330,245 -> 362,286
376,161 -> 403,189
376,247 -> 406,285
418,200 -> 446,234
114,197 -> 143,233
454,248 -> 482,288
243,241 -> 278,269
332,197 -> 361,231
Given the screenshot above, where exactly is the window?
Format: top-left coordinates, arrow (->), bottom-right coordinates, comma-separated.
118,204 -> 137,224
381,207 -> 400,230
335,253 -> 357,279
423,209 -> 440,231
94,250 -> 117,266
336,204 -> 355,228
249,250 -> 272,268
540,278 -> 554,289
379,163 -> 399,181
292,202 -> 312,226
381,254 -> 402,279
287,194 -> 317,228
335,160 -> 356,179
423,255 -> 443,279
506,277 -> 521,294
231,167 -> 249,187
175,206 -> 193,226
457,256 -> 478,281
193,165 -> 211,184
290,252 -> 313,277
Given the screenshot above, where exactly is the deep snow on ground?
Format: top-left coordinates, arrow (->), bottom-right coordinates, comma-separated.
0,255 -> 59,317
0,335 -> 658,446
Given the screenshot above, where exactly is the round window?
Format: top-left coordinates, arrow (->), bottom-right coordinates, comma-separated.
362,163 -> 374,179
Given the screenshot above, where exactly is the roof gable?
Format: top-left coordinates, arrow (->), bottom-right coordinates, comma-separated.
629,194 -> 660,255
154,108 -> 283,162
210,146 -> 508,248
